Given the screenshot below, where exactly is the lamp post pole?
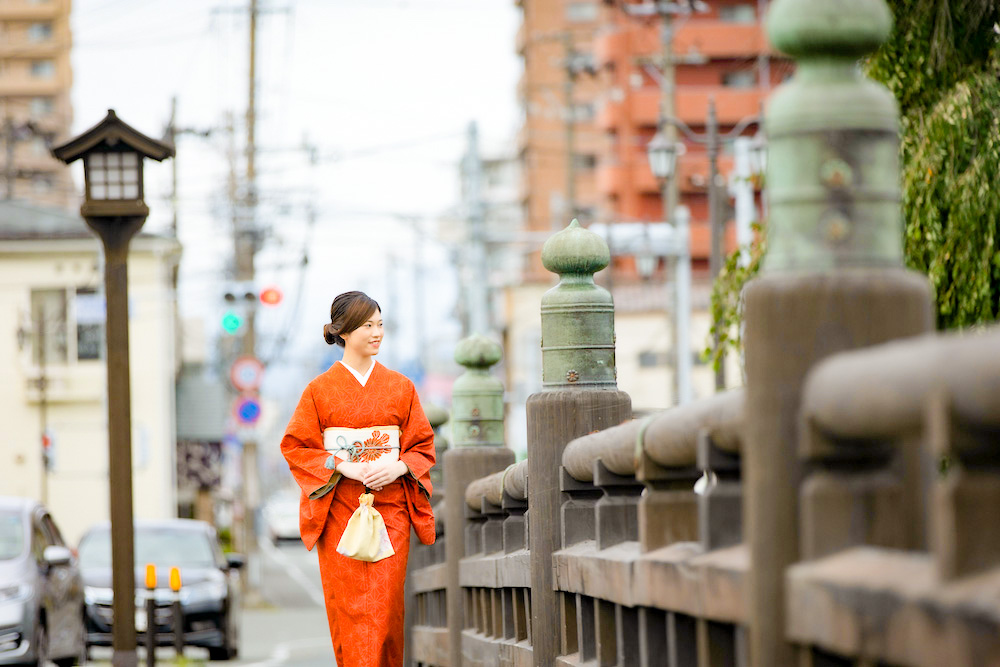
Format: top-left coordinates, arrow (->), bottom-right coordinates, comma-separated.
97,216 -> 145,667
51,110 -> 174,667
705,98 -> 725,390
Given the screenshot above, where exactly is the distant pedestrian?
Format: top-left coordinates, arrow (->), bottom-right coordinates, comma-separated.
279,290 -> 436,666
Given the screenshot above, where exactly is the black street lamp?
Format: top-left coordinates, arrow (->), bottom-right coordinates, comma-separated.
51,110 -> 174,667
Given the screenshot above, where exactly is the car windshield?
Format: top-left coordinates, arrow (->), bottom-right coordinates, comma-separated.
79,526 -> 217,569
0,511 -> 25,560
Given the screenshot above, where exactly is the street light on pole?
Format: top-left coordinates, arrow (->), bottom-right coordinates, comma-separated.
648,99 -> 763,391
52,110 -> 174,667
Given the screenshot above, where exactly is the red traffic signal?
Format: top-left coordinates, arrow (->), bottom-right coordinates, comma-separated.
259,286 -> 283,306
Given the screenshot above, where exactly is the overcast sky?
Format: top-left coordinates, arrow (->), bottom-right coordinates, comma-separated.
70,0 -> 521,417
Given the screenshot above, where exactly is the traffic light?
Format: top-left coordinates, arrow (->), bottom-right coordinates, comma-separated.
221,310 -> 243,334
259,286 -> 282,306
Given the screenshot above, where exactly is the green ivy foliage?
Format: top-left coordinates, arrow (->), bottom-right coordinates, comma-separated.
867,0 -> 1000,328
707,0 -> 1000,370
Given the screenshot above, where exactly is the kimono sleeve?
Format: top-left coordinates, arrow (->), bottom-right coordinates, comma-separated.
398,381 -> 436,496
279,384 -> 339,500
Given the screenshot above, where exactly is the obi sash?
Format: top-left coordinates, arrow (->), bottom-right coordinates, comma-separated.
323,425 -> 400,466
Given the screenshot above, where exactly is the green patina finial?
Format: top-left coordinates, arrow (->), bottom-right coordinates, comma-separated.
539,219 -> 618,390
541,218 -> 611,277
451,334 -> 504,447
762,0 -> 903,272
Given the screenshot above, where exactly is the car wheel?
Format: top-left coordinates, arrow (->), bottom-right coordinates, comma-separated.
206,610 -> 236,662
53,611 -> 87,667
207,645 -> 233,662
30,621 -> 48,667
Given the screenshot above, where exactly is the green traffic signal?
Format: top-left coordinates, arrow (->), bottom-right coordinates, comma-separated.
222,310 -> 243,334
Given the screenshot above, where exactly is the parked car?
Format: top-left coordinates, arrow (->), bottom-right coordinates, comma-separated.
77,520 -> 243,661
0,496 -> 87,667
262,492 -> 300,544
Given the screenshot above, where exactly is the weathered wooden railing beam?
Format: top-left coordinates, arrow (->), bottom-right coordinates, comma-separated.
501,461 -> 529,554
640,389 -> 744,553
800,326 -> 1000,578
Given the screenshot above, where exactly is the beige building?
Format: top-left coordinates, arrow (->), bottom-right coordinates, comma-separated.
0,0 -> 74,208
499,1 -> 766,425
0,200 -> 180,545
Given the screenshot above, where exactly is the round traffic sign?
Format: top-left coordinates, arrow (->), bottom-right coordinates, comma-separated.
234,396 -> 261,425
230,356 -> 264,392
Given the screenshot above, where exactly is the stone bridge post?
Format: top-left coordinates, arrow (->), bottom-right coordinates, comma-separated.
527,220 -> 632,667
744,0 -> 934,664
444,334 -> 514,667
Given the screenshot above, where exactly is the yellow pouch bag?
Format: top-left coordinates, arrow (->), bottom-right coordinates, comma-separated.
337,493 -> 395,562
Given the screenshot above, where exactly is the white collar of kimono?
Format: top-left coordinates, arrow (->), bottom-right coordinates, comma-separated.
338,359 -> 376,387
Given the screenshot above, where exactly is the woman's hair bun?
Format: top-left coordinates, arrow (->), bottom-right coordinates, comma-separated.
323,322 -> 344,346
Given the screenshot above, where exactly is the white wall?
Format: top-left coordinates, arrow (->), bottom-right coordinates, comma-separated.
0,237 -> 179,546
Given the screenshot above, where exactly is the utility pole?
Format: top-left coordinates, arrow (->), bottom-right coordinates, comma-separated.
167,98 -> 180,238
463,122 -> 489,336
238,0 -> 260,594
35,304 -> 50,505
659,8 -> 679,218
563,32 -> 576,226
4,117 -> 15,200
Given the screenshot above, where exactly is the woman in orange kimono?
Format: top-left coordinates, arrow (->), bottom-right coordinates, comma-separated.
280,291 -> 436,667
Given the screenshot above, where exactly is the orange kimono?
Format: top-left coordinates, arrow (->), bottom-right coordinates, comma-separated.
280,361 -> 436,667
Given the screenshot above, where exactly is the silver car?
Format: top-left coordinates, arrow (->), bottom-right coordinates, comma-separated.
0,497 -> 86,667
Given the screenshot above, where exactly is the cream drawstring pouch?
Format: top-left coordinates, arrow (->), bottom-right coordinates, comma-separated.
336,493 -> 395,562
323,426 -> 400,562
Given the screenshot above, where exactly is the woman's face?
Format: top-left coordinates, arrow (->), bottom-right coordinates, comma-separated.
341,309 -> 383,357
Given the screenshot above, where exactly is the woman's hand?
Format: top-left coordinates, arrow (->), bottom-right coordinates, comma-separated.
363,460 -> 409,491
334,460 -> 370,483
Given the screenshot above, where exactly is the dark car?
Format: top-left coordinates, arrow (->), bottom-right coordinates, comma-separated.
77,520 -> 243,661
0,496 -> 87,667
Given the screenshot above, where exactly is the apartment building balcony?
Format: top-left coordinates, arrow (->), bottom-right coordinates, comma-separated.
0,1 -> 63,20
598,21 -> 770,64
0,77 -> 63,97
0,41 -> 62,58
674,21 -> 770,59
599,149 -> 738,199
595,29 -> 628,67
598,87 -> 763,133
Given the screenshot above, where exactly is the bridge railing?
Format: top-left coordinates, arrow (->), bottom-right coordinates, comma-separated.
555,389 -> 745,666
409,499 -> 448,665
458,460 -> 531,666
789,328 -> 1000,666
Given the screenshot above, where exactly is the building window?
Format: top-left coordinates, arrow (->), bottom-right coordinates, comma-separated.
572,206 -> 596,224
75,288 -> 104,361
30,97 -> 55,117
30,60 -> 55,79
29,287 -> 104,364
638,350 -> 670,368
573,153 -> 597,170
572,102 -> 595,122
566,2 -> 598,22
719,4 -> 756,23
32,175 -> 53,193
28,23 -> 53,42
722,70 -> 757,88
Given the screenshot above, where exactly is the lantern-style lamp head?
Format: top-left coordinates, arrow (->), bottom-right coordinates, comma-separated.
646,131 -> 684,181
51,109 -> 174,220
